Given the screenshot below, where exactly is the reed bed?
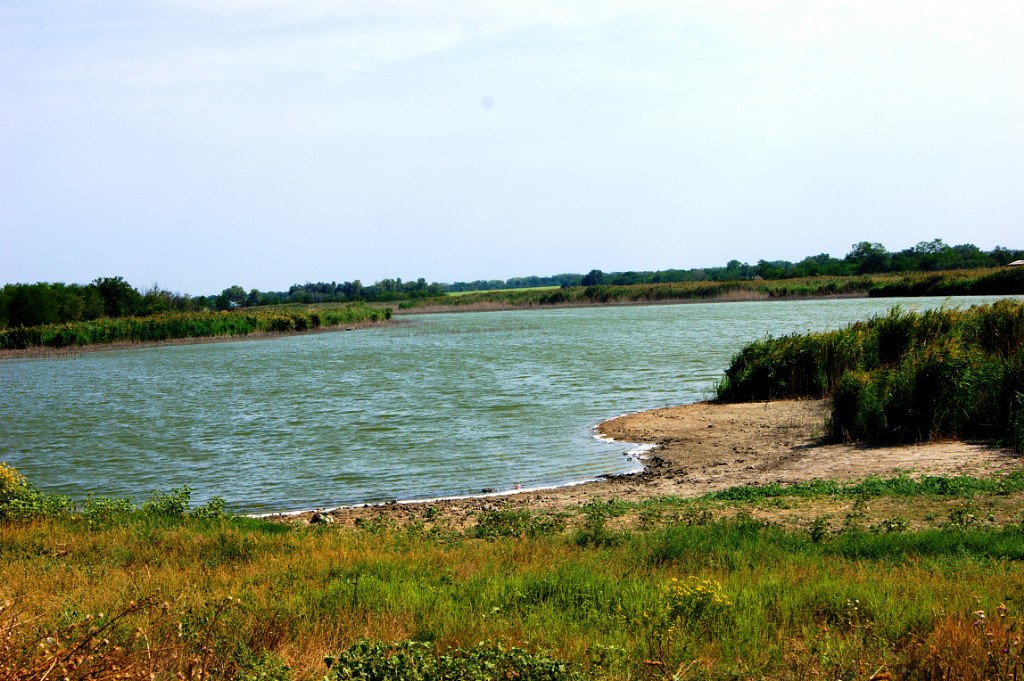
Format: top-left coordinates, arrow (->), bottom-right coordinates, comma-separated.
869,265 -> 1024,298
0,303 -> 390,350
716,298 -> 1024,450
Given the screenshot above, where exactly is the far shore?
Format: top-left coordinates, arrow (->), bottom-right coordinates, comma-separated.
0,289 -> 873,359
272,399 -> 1020,528
0,319 -> 400,361
392,289 -> 868,315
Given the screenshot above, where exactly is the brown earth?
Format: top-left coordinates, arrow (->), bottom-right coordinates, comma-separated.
275,399 -> 1020,529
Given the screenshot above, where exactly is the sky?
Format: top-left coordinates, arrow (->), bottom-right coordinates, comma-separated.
2,0 -> 1022,296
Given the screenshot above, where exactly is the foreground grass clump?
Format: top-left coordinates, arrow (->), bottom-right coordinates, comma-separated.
5,462 -> 1024,679
0,302 -> 391,350
324,640 -> 581,681
716,299 -> 1024,450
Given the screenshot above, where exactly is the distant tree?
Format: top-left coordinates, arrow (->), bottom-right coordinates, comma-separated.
581,269 -> 605,286
93,276 -> 142,317
216,285 -> 247,310
140,285 -> 174,316
76,284 -> 105,319
991,246 -> 1024,266
348,280 -> 365,300
948,243 -> 988,269
793,253 -> 845,277
1,284 -> 59,327
909,239 -> 950,271
845,242 -> 891,274
755,260 -> 792,280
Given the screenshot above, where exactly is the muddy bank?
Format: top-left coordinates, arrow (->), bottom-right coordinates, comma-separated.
276,399 -> 1019,528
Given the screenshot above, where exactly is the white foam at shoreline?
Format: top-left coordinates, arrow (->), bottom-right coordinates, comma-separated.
251,420 -> 654,519
251,476 -> 622,519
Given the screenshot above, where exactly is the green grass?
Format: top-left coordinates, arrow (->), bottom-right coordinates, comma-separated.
705,470 -> 1024,502
5,462 -> 1024,680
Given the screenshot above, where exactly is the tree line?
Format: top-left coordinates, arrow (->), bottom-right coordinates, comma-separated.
0,276 -> 445,329
449,240 -> 1023,291
2,239 -> 1021,329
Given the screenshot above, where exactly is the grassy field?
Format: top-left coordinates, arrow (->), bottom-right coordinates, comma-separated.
4,463 -> 1024,680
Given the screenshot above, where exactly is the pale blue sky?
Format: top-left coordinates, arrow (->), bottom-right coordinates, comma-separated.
2,0 -> 1022,295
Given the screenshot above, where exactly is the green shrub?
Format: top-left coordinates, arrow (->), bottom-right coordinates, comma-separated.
141,486 -> 193,518
81,494 -> 136,526
0,462 -> 73,521
472,509 -> 565,539
719,300 -> 1024,450
323,639 -> 581,681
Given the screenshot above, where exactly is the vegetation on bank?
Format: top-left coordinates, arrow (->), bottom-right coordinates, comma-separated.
716,298 -> 1024,451
0,303 -> 390,351
0,276 -> 417,329
8,267 -> 1022,351
400,266 -> 1024,311
447,238 -> 1023,292
5,460 -> 1024,680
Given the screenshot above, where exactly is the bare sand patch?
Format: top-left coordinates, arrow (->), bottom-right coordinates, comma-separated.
281,399 -> 1019,528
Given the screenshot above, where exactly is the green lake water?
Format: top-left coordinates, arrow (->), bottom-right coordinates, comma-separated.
0,296 -> 1014,513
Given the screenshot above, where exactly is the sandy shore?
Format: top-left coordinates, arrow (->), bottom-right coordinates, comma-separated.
278,399 -> 1020,527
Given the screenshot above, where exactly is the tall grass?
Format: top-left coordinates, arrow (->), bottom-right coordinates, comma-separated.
869,265 -> 1024,298
5,473 -> 1024,680
0,303 -> 391,350
716,299 -> 1024,450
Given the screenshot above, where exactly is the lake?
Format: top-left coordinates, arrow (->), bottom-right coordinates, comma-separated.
0,296 -> 1014,514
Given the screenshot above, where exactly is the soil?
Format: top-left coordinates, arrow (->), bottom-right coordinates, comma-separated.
274,399 -> 1020,529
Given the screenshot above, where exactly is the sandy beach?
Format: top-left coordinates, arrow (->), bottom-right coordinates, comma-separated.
279,399 -> 1020,528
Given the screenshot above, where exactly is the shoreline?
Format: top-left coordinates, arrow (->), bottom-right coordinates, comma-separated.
0,291 -> 870,358
0,319 -> 399,360
392,290 -> 867,315
272,399 -> 1020,527
255,430 -> 654,519
5,291 -> 1016,359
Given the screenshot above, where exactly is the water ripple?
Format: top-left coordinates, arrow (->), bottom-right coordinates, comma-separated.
0,296 -> 1013,513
